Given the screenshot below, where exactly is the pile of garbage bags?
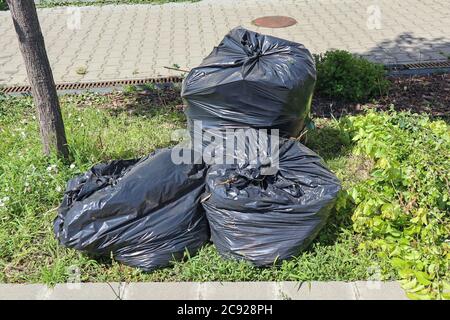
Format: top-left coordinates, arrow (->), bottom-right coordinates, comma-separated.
54,27 -> 341,270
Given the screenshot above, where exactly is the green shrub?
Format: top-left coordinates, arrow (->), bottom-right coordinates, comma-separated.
314,50 -> 390,102
339,110 -> 450,299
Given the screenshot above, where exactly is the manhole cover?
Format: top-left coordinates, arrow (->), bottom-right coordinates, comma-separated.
251,16 -> 297,28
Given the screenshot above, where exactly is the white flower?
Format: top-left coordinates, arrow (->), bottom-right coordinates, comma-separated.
56,186 -> 62,192
70,163 -> 76,169
46,164 -> 58,173
0,196 -> 9,207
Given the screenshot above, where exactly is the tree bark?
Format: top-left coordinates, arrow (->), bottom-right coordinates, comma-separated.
7,0 -> 69,159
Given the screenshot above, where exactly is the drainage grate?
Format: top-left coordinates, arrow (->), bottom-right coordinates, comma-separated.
403,60 -> 450,70
3,61 -> 449,94
1,76 -> 184,94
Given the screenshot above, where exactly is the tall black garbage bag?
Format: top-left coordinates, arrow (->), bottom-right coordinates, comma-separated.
181,27 -> 316,138
54,149 -> 209,271
202,140 -> 341,266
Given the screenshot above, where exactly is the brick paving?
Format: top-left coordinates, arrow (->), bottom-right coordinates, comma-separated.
0,0 -> 449,86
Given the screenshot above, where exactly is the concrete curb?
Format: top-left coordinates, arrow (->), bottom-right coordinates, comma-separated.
0,281 -> 408,300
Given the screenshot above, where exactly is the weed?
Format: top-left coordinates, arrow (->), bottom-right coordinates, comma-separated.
75,66 -> 87,75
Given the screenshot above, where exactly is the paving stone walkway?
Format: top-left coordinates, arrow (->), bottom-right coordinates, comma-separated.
0,0 -> 449,86
0,281 -> 409,300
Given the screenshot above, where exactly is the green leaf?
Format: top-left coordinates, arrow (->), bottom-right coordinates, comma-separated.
407,292 -> 432,300
414,271 -> 432,286
391,258 -> 409,269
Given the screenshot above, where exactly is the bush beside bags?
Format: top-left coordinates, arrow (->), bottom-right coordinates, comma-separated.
202,140 -> 341,266
181,27 -> 316,138
54,149 -> 209,271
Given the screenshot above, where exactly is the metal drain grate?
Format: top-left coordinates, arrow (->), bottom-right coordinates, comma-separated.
403,60 -> 450,70
1,76 -> 184,94
3,61 -> 449,94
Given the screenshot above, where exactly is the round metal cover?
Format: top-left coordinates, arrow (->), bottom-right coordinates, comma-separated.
251,16 -> 297,28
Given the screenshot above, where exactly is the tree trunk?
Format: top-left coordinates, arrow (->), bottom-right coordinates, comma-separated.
7,0 -> 69,159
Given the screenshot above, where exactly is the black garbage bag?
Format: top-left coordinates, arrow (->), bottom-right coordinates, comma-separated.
54,149 -> 209,271
181,27 -> 316,138
202,140 -> 341,266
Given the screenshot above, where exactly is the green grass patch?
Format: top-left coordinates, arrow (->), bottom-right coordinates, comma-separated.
35,0 -> 199,9
0,0 -> 200,10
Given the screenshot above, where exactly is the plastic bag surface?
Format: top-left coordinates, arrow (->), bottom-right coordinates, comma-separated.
54,149 -> 209,271
202,140 -> 341,266
181,27 -> 316,137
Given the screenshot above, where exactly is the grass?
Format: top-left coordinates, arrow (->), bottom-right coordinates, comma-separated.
0,90 -> 396,284
35,0 -> 199,8
0,0 -> 199,10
